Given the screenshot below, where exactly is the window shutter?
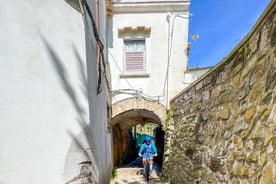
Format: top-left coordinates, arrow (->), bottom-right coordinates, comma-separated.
125,51 -> 145,72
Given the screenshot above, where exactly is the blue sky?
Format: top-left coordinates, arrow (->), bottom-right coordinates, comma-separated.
188,0 -> 271,68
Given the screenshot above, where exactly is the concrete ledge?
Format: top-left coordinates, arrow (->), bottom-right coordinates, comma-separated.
112,1 -> 190,13
119,73 -> 150,78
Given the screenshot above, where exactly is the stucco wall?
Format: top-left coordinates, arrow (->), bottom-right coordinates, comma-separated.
163,1 -> 276,183
183,67 -> 212,89
0,1 -> 111,184
109,1 -> 190,106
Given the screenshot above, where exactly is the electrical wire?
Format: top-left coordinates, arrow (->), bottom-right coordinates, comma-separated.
82,1 -> 167,102
82,0 -> 106,94
162,14 -> 176,99
99,31 -> 165,102
95,19 -> 167,101
107,46 -> 165,102
92,15 -> 136,91
162,14 -> 188,107
111,89 -> 164,102
108,51 -> 135,89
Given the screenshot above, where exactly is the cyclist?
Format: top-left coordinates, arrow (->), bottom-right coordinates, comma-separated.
138,136 -> 157,172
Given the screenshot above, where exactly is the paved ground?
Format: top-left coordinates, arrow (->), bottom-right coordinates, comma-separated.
114,167 -> 163,184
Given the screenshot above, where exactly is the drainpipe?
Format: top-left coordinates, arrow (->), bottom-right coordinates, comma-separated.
165,12 -> 191,108
166,12 -> 172,108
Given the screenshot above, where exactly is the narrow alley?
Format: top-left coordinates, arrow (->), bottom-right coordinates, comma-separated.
0,0 -> 275,184
112,167 -> 163,184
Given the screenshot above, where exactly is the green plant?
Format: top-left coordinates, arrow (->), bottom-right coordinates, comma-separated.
165,109 -> 173,123
159,172 -> 169,183
109,168 -> 118,184
112,168 -> 118,178
163,109 -> 173,131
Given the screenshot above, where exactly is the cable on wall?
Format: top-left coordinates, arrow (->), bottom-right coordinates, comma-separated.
111,89 -> 164,103
108,51 -> 135,89
82,0 -> 106,94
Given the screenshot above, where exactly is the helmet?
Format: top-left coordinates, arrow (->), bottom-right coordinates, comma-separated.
145,136 -> 151,142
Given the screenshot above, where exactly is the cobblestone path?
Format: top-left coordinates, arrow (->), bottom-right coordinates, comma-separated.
114,167 -> 163,184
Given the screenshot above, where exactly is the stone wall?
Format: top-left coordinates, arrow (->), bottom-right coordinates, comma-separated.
163,1 -> 276,183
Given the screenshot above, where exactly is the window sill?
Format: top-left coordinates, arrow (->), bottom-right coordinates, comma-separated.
119,73 -> 150,78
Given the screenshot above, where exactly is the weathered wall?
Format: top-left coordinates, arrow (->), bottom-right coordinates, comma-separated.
0,0 -> 111,184
111,97 -> 166,165
183,67 -> 212,89
163,1 -> 276,183
109,1 -> 190,106
82,1 -> 112,183
112,125 -> 137,166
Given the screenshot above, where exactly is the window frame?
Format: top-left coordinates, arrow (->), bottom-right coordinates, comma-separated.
123,39 -> 146,74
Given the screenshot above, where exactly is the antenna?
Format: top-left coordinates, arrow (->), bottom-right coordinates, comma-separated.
192,34 -> 200,41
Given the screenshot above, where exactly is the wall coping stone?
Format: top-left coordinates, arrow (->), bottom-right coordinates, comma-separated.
171,0 -> 276,102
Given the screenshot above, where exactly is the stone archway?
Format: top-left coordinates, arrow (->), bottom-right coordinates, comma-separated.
111,97 -> 167,165
112,97 -> 166,128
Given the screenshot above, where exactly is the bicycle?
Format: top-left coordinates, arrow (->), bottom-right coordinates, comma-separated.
138,153 -> 157,181
144,154 -> 151,181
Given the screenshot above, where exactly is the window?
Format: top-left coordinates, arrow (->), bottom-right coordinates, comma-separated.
124,40 -> 146,73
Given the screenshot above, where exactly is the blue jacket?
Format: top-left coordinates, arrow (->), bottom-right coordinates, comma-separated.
139,142 -> 157,154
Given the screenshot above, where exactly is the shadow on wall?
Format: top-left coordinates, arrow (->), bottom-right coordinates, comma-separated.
64,0 -> 82,13
41,35 -> 98,183
107,15 -> 113,49
154,127 -> 165,168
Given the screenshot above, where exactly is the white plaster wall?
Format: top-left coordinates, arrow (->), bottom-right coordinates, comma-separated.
0,1 -> 111,183
109,6 -> 189,106
183,68 -> 212,89
84,1 -> 113,183
168,14 -> 189,97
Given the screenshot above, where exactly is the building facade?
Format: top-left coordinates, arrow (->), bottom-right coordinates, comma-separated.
0,0 -> 192,182
108,0 -> 191,107
108,0 -> 190,165
0,0 -> 112,183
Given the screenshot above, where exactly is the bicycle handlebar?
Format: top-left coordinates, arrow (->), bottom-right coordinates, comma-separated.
139,153 -> 158,157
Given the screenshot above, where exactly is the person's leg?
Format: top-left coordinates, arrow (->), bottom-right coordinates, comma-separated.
149,157 -> 153,171
142,158 -> 146,172
142,158 -> 146,167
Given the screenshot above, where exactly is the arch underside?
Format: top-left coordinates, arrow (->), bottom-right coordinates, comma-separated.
111,98 -> 166,166
112,109 -> 162,130
111,98 -> 167,130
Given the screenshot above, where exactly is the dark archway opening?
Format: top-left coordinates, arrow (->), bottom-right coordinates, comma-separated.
111,99 -> 167,172
112,122 -> 165,171
154,126 -> 165,168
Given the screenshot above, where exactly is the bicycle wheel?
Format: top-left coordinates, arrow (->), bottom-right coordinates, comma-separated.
145,163 -> 150,181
